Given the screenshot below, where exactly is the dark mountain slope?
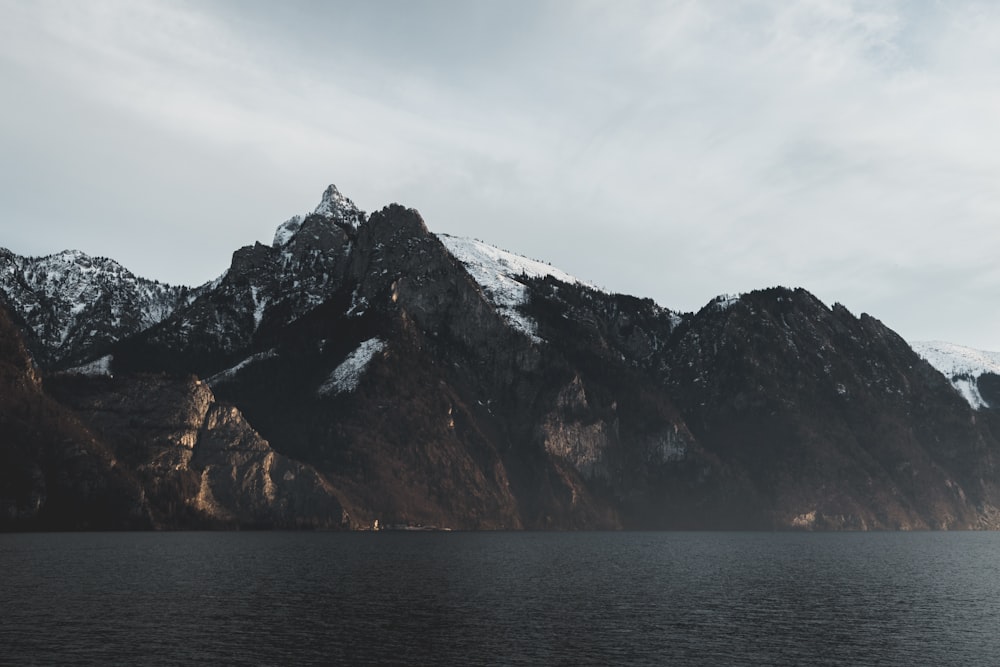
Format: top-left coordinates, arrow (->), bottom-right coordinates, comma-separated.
661,287 -> 1000,529
0,303 -> 148,529
205,205 -> 618,529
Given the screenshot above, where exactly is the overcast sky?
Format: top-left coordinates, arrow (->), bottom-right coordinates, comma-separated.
1,0 -> 998,350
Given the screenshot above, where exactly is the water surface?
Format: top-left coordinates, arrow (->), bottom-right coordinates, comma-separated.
2,531 -> 998,665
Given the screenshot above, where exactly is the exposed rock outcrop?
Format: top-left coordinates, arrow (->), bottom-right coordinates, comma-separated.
47,373 -> 355,529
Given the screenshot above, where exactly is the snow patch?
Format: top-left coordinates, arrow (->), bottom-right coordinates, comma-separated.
318,338 -> 386,396
437,234 -> 597,340
273,215 -> 303,247
712,294 -> 741,311
206,349 -> 278,387
65,354 -> 114,377
250,286 -> 268,329
346,287 -> 368,317
910,340 -> 1000,410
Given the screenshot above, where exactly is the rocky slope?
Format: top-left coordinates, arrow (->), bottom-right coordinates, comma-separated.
4,184 -> 1000,530
0,301 -> 355,529
112,184 -> 363,376
0,304 -> 147,529
656,288 -> 1000,529
0,248 -> 191,369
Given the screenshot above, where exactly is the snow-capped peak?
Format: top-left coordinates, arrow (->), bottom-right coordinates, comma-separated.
272,185 -> 365,248
911,340 -> 1000,410
314,184 -> 355,219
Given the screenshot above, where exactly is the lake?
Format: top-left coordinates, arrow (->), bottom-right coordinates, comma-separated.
2,531 -> 999,665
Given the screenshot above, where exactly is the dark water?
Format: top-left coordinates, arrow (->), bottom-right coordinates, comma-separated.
2,531 -> 1000,666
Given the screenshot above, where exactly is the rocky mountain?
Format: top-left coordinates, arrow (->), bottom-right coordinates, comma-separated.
0,248 -> 192,369
3,184 -> 1000,530
0,301 -> 354,529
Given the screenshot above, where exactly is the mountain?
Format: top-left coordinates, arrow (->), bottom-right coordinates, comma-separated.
3,184 -> 1000,530
655,289 -> 1000,528
0,301 -> 353,529
0,248 -> 192,369
0,303 -> 147,529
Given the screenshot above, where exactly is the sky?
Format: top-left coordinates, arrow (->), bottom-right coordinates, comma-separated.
1,0 -> 999,350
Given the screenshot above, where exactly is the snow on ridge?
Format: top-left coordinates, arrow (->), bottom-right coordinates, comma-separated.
911,340 -> 1000,410
910,341 -> 1000,378
437,234 -> 597,339
438,234 -> 590,289
318,338 -> 386,396
64,354 -> 114,377
273,215 -> 303,247
0,247 -> 189,358
206,348 -> 278,387
712,293 -> 741,311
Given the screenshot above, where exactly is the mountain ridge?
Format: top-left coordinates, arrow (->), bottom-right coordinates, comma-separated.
3,184 -> 999,530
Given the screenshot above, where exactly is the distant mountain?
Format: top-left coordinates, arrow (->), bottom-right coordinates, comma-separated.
3,184 -> 1000,530
0,247 -> 192,369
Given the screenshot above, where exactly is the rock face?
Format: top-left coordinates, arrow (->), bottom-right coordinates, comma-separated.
112,184 -> 363,376
0,299 -> 352,529
45,373 -> 355,529
4,184 -> 1000,530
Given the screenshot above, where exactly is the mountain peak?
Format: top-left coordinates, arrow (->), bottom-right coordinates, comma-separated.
314,184 -> 364,224
273,185 -> 365,248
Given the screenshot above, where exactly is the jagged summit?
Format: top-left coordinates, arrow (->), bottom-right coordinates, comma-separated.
274,185 -> 365,248
314,184 -> 360,220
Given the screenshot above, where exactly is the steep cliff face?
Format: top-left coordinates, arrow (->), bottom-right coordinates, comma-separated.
46,373 -> 355,529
